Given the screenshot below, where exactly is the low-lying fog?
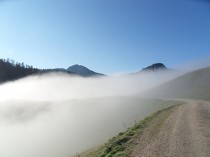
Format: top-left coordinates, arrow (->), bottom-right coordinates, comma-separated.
0,71 -> 182,157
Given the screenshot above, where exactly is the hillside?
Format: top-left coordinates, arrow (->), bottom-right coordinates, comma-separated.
0,59 -> 74,84
0,59 -> 40,83
144,67 -> 210,101
0,58 -> 105,84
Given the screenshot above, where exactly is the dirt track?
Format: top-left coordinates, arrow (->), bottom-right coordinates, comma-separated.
132,100 -> 210,157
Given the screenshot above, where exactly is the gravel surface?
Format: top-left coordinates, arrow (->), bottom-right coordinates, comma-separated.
131,100 -> 210,157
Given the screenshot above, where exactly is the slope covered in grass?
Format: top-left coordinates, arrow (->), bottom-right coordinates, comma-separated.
145,67 -> 210,101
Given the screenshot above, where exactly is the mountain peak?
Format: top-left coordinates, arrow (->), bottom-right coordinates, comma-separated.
67,64 -> 104,77
142,63 -> 167,72
68,64 -> 88,70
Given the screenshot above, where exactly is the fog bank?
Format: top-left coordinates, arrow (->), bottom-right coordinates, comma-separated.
0,71 -> 182,157
0,71 -> 182,101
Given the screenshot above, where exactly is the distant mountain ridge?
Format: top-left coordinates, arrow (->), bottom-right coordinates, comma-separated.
0,58 -> 172,84
0,59 -> 105,84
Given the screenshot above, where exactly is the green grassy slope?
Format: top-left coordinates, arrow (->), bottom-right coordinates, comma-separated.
145,67 -> 210,101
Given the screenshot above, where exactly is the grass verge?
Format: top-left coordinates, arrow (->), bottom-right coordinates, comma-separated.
75,101 -> 183,157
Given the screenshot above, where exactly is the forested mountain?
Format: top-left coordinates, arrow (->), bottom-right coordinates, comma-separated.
0,58 -> 103,84
0,58 -> 40,83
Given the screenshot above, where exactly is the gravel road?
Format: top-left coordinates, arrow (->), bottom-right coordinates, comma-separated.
132,100 -> 210,157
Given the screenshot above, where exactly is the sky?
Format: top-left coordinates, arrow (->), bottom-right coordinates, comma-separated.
0,0 -> 209,74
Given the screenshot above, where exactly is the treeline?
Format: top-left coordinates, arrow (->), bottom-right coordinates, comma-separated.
0,58 -> 40,83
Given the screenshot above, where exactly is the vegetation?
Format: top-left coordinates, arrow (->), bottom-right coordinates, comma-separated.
0,58 -> 40,83
76,101 -> 183,157
146,67 -> 210,101
0,58 -> 74,84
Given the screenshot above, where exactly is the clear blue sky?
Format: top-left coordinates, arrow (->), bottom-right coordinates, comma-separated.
0,0 -> 209,74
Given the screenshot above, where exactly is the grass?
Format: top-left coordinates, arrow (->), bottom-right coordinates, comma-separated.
76,100 -> 183,157
147,67 -> 210,101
